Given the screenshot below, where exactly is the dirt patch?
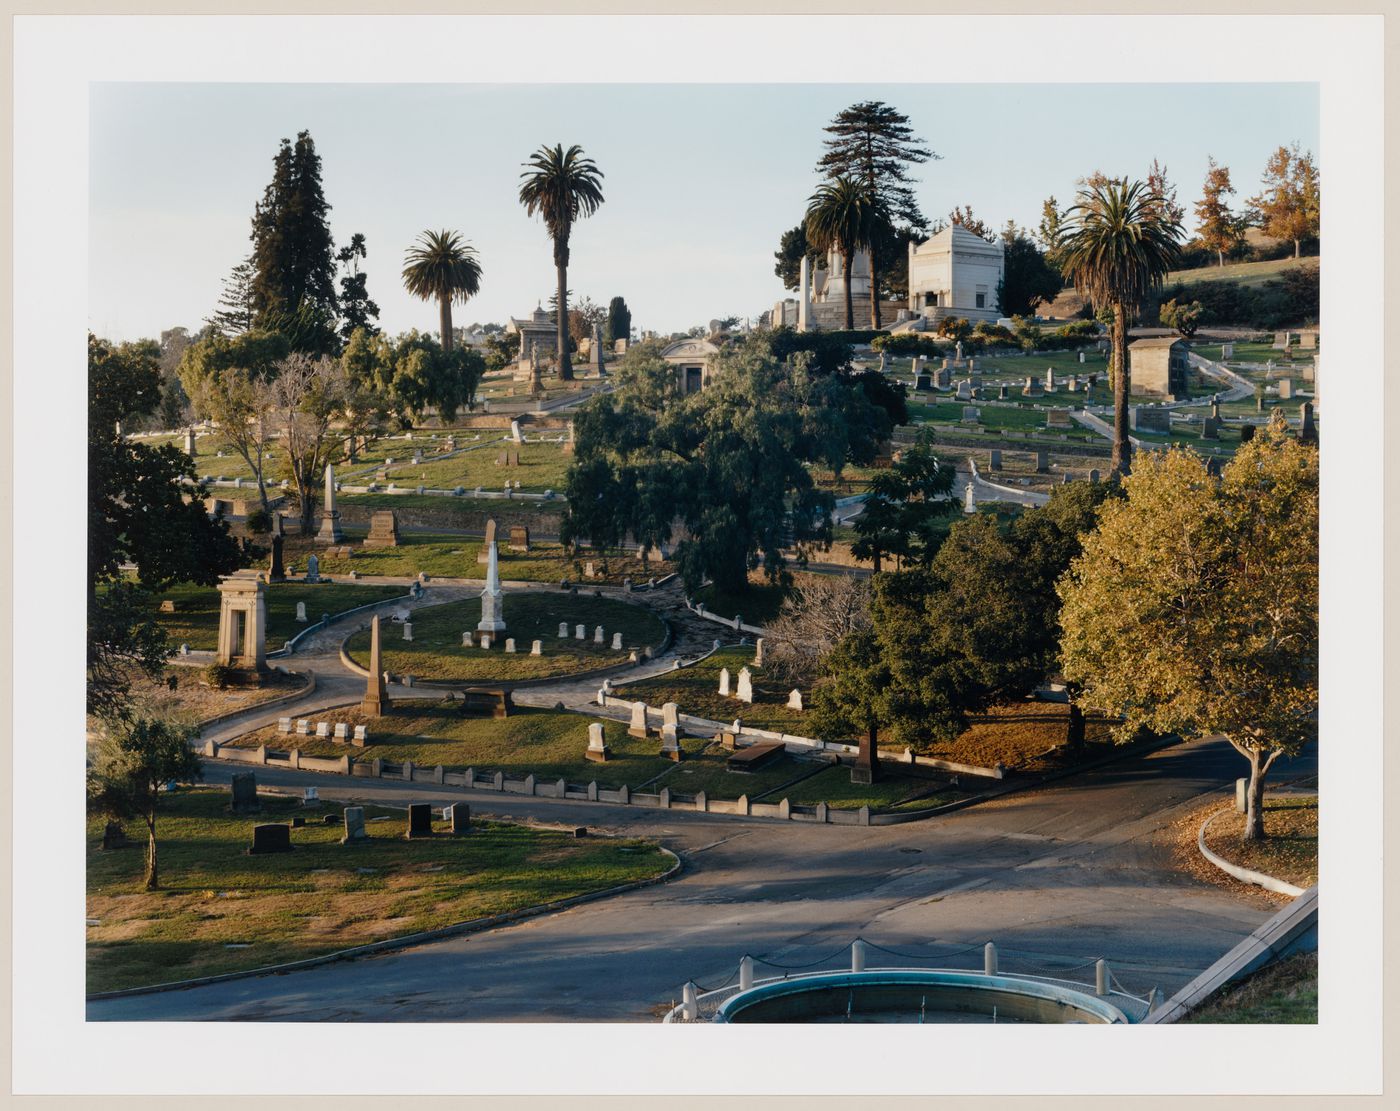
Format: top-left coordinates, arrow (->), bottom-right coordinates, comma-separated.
1158,792 -> 1308,908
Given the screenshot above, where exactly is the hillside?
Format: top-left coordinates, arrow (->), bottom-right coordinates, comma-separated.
1164,255 -> 1319,289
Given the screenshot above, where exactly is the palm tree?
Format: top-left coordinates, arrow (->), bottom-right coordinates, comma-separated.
1060,179 -> 1183,475
401,230 -> 483,353
804,177 -> 885,330
518,144 -> 605,381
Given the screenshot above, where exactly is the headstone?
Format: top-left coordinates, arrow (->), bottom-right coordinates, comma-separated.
997,384 -> 1009,401
584,561 -> 595,579
787,689 -> 803,711
955,380 -> 972,401
278,717 -> 292,733
353,725 -> 369,744
1278,378 -> 1294,400
316,721 -> 330,738
402,622 -> 413,642
448,803 -> 470,834
295,602 -> 308,623
333,722 -> 348,740
585,722 -> 612,762
593,625 -> 605,644
576,624 -> 586,640
753,637 -> 764,666
736,668 -> 754,704
963,482 -> 976,514
296,719 -> 309,734
248,824 -> 292,855
611,632 -> 623,650
1045,408 -> 1072,429
304,554 -> 321,584
508,525 -> 531,553
1131,406 -> 1172,434
365,510 -> 401,548
1201,416 -> 1221,440
961,405 -> 980,424
1034,450 -> 1049,473
989,449 -> 1002,471
718,667 -> 731,696
531,639 -> 543,656
1067,375 -> 1079,393
230,772 -> 259,813
477,519 -> 498,564
342,806 -> 368,844
406,803 -> 433,839
1078,350 -> 1086,364
1045,368 -> 1057,391
628,701 -> 649,738
1300,400 -> 1318,445
558,622 -> 569,638
480,634 -> 492,650
1300,331 -> 1317,350
1221,342 -> 1234,360
1088,468 -> 1101,483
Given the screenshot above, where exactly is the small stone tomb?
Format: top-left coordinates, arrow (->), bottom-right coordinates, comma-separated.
1045,408 -> 1073,429
342,806 -> 368,844
585,722 -> 612,763
1130,406 -> 1172,434
726,740 -> 784,772
406,803 -> 433,839
989,449 -> 1003,471
955,380 -> 972,401
364,510 -> 401,548
248,824 -> 292,855
230,772 -> 259,813
1278,378 -> 1294,400
962,405 -> 980,424
736,667 -> 754,704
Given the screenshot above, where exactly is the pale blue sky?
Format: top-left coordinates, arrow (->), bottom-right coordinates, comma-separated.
89,82 -> 1317,342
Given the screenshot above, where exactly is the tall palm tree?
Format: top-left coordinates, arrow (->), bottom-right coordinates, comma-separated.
1060,179 -> 1183,475
401,229 -> 483,353
804,177 -> 885,330
518,144 -> 605,381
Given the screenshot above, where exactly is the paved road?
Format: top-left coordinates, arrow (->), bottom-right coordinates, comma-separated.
88,734 -> 1314,1022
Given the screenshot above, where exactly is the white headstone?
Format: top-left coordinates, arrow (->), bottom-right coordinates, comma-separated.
403,622 -> 413,641
316,721 -> 330,738
629,701 -> 648,736
593,625 -> 605,644
736,668 -> 754,704
296,719 -> 309,734
505,638 -> 516,653
588,723 -> 607,752
480,634 -> 492,650
334,722 -> 348,739
278,717 -> 292,733
353,725 -> 368,742
558,622 -> 569,638
531,639 -> 543,656
511,419 -> 523,443
964,482 -> 976,514
576,624 -> 586,640
463,632 -> 473,646
296,602 -> 308,623
611,632 -> 623,650
787,689 -> 804,711
718,667 -> 731,696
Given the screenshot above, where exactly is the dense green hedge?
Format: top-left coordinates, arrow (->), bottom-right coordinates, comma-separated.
1154,265 -> 1318,329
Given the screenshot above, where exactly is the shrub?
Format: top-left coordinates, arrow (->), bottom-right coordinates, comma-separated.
872,333 -> 944,357
972,321 -> 1018,350
203,664 -> 234,690
935,317 -> 973,343
244,507 -> 272,535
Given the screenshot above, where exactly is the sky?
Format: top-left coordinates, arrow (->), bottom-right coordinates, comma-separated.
88,81 -> 1318,343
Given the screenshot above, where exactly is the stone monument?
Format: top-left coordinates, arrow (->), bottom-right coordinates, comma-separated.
215,571 -> 267,674
365,510 -> 401,548
362,614 -> 387,716
477,538 -> 507,635
316,463 -> 344,544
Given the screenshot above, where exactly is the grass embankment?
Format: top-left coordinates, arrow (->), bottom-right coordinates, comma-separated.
367,440 -> 572,494
1166,255 -> 1316,289
304,533 -> 668,587
1203,794 -> 1318,889
342,593 -> 666,682
1183,952 -> 1317,1024
86,787 -> 670,994
616,646 -> 805,735
228,703 -> 693,789
152,582 -> 408,651
108,666 -> 309,730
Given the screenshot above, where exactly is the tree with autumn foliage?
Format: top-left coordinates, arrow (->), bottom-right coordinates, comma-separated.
1247,143 -> 1320,259
1057,417 -> 1318,841
1195,157 -> 1247,267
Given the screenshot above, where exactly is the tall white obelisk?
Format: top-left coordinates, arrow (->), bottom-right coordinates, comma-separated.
477,539 -> 507,633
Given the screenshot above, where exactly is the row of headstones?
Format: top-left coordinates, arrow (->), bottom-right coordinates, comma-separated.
558,622 -> 627,650
462,632 -> 545,654
247,802 -> 471,854
713,666 -> 804,710
278,717 -> 369,743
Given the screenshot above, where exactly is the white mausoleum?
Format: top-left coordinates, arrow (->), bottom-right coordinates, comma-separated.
907,225 -> 1005,324
660,337 -> 720,394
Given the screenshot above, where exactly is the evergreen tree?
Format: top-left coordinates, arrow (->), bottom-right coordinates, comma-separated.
997,223 -> 1062,316
337,232 -> 379,344
209,256 -> 256,336
605,295 -> 632,346
815,101 -> 937,325
249,131 -> 339,343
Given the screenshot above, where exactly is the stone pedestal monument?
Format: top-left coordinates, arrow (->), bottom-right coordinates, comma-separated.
362,614 -> 387,717
477,538 -> 507,635
216,571 -> 267,674
317,462 -> 344,543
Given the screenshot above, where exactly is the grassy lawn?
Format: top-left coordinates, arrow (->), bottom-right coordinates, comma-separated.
1203,794 -> 1318,889
692,578 -> 800,626
307,533 -> 668,586
910,700 -> 1117,773
86,787 -> 670,993
360,440 -> 573,494
228,702 -> 698,789
342,592 -> 667,682
906,400 -> 1100,443
650,748 -> 827,801
615,646 -> 806,734
1166,255 -> 1317,289
336,493 -> 562,514
1183,952 -> 1317,1024
783,764 -> 960,811
152,582 -> 408,651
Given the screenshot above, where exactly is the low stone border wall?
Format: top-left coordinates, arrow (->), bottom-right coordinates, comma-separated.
1196,808 -> 1308,898
685,599 -> 768,637
193,669 -> 316,733
86,838 -> 683,1002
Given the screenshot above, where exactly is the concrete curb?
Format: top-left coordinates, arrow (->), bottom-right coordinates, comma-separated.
270,588 -> 418,658
1197,808 -> 1308,897
86,842 -> 683,1002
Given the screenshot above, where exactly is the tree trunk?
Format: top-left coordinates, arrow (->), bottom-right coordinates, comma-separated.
1242,750 -> 1270,842
1111,302 -> 1132,476
1217,249 -> 1224,268
852,723 -> 879,784
843,249 -> 854,331
144,825 -> 159,890
556,254 -> 573,381
870,250 -> 882,330
439,295 -> 454,353
1065,699 -> 1086,750
1293,239 -> 1301,260
299,479 -> 315,534
871,549 -> 882,574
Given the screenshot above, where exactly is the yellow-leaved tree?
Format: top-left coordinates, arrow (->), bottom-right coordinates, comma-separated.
1057,414 -> 1317,840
